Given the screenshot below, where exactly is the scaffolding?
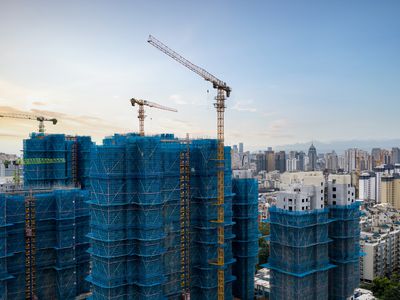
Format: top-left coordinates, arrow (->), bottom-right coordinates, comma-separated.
23,133 -> 93,189
87,134 -> 236,300
266,207 -> 335,300
0,188 -> 90,299
328,202 -> 361,300
232,178 -> 259,300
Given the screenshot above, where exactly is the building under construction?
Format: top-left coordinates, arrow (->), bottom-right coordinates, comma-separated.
0,133 -> 93,299
86,133 -> 259,300
266,173 -> 361,300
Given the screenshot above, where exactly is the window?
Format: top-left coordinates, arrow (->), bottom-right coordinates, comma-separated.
321,190 -> 323,193
284,205 -> 285,209
348,191 -> 350,194
321,204 -> 323,208
333,187 -> 337,192
333,201 -> 336,205
352,192 -> 354,196
321,182 -> 323,186
333,194 -> 336,198
302,207 -> 305,210
289,198 -> 292,202
302,199 -> 305,203
289,207 -> 293,211
321,197 -> 323,200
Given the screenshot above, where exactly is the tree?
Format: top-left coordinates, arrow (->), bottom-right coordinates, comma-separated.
383,285 -> 400,300
371,273 -> 400,300
258,222 -> 270,269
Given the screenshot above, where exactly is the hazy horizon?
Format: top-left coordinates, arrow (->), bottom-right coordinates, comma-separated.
1,1 -> 399,154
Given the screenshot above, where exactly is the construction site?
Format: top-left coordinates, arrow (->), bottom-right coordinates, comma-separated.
0,34 -> 260,300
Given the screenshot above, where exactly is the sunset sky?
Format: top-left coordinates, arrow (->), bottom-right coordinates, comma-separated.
1,1 -> 399,154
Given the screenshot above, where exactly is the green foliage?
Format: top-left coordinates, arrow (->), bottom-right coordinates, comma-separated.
371,273 -> 400,300
257,222 -> 270,269
259,221 -> 270,236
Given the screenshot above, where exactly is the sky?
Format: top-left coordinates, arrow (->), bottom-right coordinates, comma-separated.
0,0 -> 399,154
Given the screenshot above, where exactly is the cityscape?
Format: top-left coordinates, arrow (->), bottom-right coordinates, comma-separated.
1,1 -> 400,300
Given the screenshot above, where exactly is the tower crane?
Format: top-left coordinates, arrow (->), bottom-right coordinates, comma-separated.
130,98 -> 177,136
148,34 -> 231,300
0,113 -> 57,133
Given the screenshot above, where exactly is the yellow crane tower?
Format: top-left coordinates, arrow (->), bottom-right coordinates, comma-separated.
148,34 -> 231,300
0,113 -> 57,133
130,98 -> 177,136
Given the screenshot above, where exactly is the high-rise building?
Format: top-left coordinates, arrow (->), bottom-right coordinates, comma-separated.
266,150 -> 275,172
359,172 -> 376,202
296,151 -> 306,171
392,147 -> 400,164
239,142 -> 244,154
371,148 -> 381,168
344,148 -> 370,173
307,143 -> 317,171
267,172 -> 360,300
286,157 -> 297,172
326,175 -> 360,299
381,174 -> 400,209
325,151 -> 339,172
274,151 -> 286,173
86,134 -> 258,299
256,152 -> 267,173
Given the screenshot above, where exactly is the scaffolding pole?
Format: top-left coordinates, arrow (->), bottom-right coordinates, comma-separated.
25,190 -> 36,300
180,134 -> 191,299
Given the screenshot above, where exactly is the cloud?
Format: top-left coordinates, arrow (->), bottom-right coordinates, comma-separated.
0,105 -> 128,136
232,99 -> 257,112
32,101 -> 46,106
169,94 -> 187,105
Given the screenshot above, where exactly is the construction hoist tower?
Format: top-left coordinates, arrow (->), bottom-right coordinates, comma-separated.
180,134 -> 191,298
25,190 -> 36,300
148,34 -> 231,300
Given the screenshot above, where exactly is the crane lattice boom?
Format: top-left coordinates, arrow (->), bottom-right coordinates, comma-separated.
0,112 -> 57,133
148,35 -> 231,97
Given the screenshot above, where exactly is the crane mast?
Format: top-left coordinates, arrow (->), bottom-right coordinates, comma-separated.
130,98 -> 177,136
148,35 -> 231,300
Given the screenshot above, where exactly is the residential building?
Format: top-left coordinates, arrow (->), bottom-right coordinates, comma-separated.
359,172 -> 376,203
359,204 -> 400,283
325,151 -> 339,172
381,174 -> 400,209
392,147 -> 400,164
267,172 -> 360,300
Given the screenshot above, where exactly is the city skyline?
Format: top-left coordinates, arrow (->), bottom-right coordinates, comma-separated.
1,1 -> 400,154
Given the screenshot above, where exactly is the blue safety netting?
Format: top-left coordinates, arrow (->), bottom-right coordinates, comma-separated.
87,134 -> 236,300
328,202 -> 361,300
23,133 -> 93,188
231,178 -> 259,300
0,188 -> 90,299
